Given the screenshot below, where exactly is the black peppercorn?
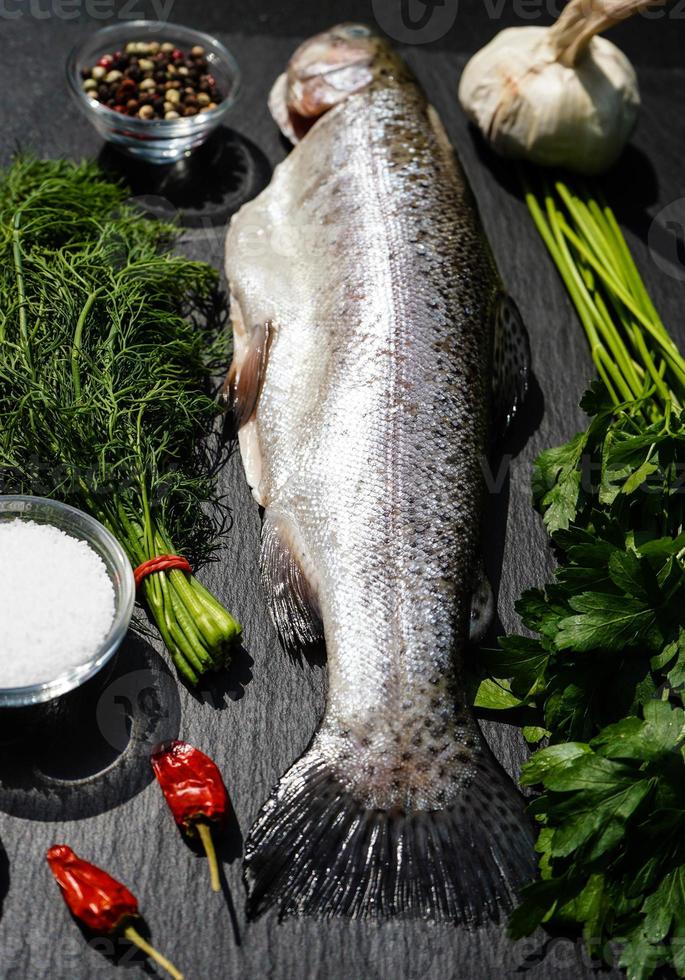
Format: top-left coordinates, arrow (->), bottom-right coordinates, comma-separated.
81,39 -> 225,120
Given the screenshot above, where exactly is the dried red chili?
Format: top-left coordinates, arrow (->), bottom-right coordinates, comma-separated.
46,845 -> 184,980
151,740 -> 230,892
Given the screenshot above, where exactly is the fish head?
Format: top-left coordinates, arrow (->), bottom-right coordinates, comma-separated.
269,24 -> 408,142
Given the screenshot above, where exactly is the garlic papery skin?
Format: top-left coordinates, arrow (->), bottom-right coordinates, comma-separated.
458,18 -> 641,175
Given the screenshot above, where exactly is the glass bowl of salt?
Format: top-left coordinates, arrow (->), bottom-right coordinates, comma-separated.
0,496 -> 135,707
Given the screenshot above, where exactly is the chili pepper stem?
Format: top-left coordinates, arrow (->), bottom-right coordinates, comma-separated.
197,821 -> 221,893
123,925 -> 184,980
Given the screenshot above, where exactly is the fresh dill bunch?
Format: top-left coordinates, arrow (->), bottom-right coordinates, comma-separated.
0,156 -> 241,684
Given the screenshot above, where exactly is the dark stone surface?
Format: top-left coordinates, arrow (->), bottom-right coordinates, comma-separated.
3,0 -> 682,64
0,8 -> 684,980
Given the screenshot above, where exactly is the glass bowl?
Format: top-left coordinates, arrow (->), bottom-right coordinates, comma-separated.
66,21 -> 241,164
0,496 -> 135,708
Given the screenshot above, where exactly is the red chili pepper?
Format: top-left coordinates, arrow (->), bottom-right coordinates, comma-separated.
46,846 -> 184,980
151,740 -> 229,892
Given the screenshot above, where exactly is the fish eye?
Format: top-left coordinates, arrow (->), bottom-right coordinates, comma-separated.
344,25 -> 372,38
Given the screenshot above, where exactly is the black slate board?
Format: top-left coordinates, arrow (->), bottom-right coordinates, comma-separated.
1,14 -> 685,980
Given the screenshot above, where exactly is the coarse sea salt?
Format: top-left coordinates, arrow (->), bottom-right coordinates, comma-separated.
0,519 -> 116,689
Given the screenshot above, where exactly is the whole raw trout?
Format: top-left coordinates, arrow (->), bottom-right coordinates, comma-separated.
225,24 -> 534,922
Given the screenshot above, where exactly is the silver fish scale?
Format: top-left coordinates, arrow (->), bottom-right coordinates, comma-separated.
226,80 -> 501,812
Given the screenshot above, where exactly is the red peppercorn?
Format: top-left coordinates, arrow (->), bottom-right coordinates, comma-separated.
171,48 -> 184,62
97,54 -> 113,69
151,741 -> 230,892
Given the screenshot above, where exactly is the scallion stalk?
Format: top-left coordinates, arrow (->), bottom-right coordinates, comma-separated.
520,168 -> 685,416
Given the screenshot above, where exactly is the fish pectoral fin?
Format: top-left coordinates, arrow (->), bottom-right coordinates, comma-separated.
470,565 -> 494,644
492,293 -> 530,436
261,510 -> 323,651
268,72 -> 300,143
223,320 -> 274,429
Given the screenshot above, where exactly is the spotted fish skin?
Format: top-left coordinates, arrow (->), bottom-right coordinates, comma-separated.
225,24 -> 534,922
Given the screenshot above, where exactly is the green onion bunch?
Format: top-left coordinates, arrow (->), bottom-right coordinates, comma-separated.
522,174 -> 685,416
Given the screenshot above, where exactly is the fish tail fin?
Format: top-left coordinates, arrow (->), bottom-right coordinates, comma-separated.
245,743 -> 536,922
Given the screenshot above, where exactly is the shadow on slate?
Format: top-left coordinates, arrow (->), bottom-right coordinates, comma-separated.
217,798 -> 245,946
175,798 -> 244,934
72,914 -> 161,976
468,122 -> 663,268
481,329 -> 546,647
601,144 -> 685,280
192,642 -> 255,709
296,638 -> 328,671
0,838 -> 8,921
0,635 -> 181,822
481,464 -> 511,652
97,126 -> 273,227
600,144 -> 660,244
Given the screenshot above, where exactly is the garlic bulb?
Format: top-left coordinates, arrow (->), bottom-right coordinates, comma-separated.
458,0 -> 657,175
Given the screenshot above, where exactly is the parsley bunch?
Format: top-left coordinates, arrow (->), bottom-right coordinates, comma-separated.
474,174 -> 685,979
512,701 -> 685,980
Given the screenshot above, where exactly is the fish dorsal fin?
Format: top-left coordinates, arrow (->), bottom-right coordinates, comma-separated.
261,510 -> 323,651
492,294 -> 530,435
225,320 -> 274,429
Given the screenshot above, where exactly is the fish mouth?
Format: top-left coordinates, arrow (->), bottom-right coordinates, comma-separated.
268,23 -> 389,142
